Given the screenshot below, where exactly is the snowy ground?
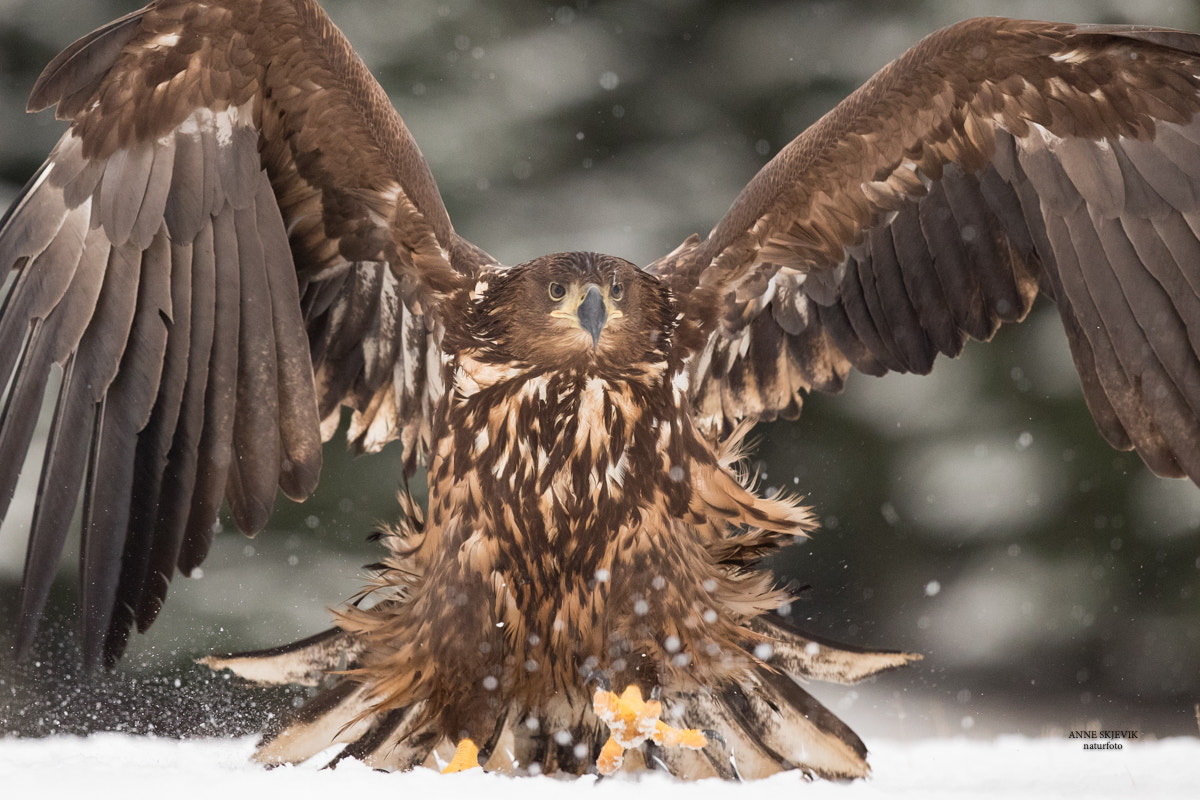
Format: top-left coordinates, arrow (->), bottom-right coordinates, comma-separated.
0,734 -> 1196,800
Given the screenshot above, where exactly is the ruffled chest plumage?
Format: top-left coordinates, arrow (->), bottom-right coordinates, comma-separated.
442,358 -> 664,513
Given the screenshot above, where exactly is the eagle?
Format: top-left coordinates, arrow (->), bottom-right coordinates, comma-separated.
4,0 -> 1200,781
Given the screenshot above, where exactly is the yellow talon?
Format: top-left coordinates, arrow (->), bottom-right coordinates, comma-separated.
598,736 -> 626,775
592,685 -> 707,775
655,719 -> 708,749
442,738 -> 481,773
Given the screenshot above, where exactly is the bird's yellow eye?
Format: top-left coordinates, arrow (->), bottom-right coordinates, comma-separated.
549,282 -> 566,301
611,283 -> 624,300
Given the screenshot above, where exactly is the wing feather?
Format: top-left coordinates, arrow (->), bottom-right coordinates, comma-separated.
224,198 -> 281,534
25,6 -> 148,117
941,166 -> 1032,324
0,329 -> 54,534
131,137 -> 177,249
178,206 -> 241,575
137,223 -> 218,630
1099,217 -> 1200,415
0,213 -> 92,519
163,127 -> 206,240
877,209 -> 937,368
98,141 -> 155,247
900,181 -> 960,353
107,237 -> 194,662
259,183 -> 323,502
651,18 -> 1200,484
82,236 -> 172,668
0,197 -> 87,385
11,231 -> 112,656
312,262 -> 383,413
1045,202 -> 1178,474
15,355 -> 92,657
0,168 -> 71,278
837,259 -> 895,375
0,0 -> 500,659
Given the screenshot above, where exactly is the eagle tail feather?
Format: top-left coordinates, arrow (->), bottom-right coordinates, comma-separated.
699,669 -> 870,780
648,616 -> 921,780
201,640 -> 905,780
752,614 -> 922,684
200,618 -> 916,778
325,700 -> 442,771
197,626 -> 363,686
201,634 -> 495,772
645,737 -> 736,779
645,692 -> 742,778
253,680 -> 378,767
197,628 -> 440,769
651,660 -> 881,781
676,690 -> 781,779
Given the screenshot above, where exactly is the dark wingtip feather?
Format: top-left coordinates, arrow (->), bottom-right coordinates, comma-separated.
13,355 -> 93,661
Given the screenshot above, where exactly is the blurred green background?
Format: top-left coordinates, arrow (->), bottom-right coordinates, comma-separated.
2,0 -> 1200,743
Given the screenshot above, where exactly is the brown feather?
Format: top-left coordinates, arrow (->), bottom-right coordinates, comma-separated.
13,3 -> 1200,785
107,236 -> 193,659
83,234 -> 172,668
1,0 -> 495,657
649,18 -> 1200,485
137,222 -> 218,630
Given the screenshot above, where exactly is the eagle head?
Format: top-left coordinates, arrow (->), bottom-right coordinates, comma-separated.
470,252 -> 676,374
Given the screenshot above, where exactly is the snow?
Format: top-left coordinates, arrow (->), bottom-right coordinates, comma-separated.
0,734 -> 1196,800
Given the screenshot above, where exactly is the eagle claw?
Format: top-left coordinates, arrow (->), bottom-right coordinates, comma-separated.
702,728 -> 726,749
441,738 -> 481,773
583,668 -> 611,692
592,685 -> 708,775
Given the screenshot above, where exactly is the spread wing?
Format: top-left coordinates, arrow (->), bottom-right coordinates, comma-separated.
650,17 -> 1200,489
0,0 -> 493,666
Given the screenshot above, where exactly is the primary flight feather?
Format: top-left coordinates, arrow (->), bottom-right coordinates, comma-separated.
4,0 -> 1200,779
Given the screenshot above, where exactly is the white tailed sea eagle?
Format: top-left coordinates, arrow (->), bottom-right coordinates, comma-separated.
3,0 -> 1200,779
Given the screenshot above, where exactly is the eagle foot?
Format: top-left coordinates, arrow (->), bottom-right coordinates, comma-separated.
442,738 -> 481,773
592,685 -> 707,775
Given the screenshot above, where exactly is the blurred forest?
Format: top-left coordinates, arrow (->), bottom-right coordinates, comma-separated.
2,0 -> 1200,744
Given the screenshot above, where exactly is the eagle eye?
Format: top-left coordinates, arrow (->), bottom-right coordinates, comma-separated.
611,282 -> 624,300
548,282 -> 567,301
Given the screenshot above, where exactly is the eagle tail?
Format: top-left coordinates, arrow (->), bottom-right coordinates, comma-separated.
199,627 -> 448,769
750,613 -> 921,685
654,670 -> 866,780
197,627 -> 361,687
206,609 -> 916,777
655,626 -> 919,780
200,615 -> 917,778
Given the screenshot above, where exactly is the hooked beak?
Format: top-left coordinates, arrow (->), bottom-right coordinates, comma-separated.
576,285 -> 607,348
